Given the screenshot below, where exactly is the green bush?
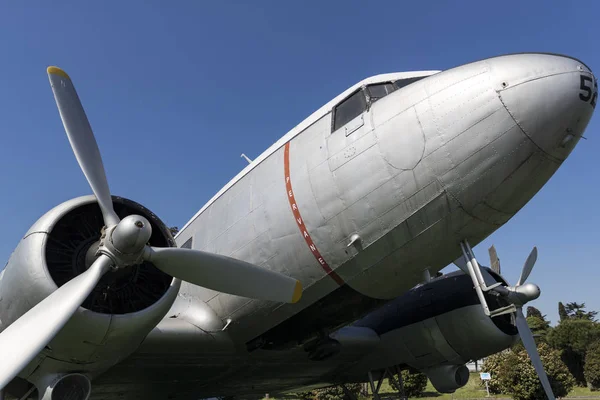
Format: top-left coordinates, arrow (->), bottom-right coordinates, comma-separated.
584,340 -> 600,390
293,391 -> 315,400
388,368 -> 428,397
483,343 -> 574,400
547,319 -> 600,385
312,383 -> 361,400
481,350 -> 512,394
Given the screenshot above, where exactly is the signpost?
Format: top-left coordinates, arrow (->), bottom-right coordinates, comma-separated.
480,373 -> 491,397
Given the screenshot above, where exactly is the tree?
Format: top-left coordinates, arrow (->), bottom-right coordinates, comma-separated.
388,368 -> 428,397
584,340 -> 600,390
547,319 -> 600,385
526,307 -> 551,340
559,302 -> 568,322
482,343 -> 574,400
564,302 -> 598,322
527,316 -> 551,341
527,306 -> 544,319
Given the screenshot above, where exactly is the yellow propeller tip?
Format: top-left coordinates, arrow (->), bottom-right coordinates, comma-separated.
47,66 -> 70,80
291,280 -> 303,303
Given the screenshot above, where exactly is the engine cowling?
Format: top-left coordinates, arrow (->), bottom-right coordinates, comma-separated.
37,373 -> 92,400
0,195 -> 180,388
422,364 -> 470,394
350,268 -> 519,392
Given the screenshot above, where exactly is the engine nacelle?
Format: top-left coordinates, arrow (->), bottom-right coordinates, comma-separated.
0,195 -> 180,389
350,268 -> 519,387
38,373 -> 92,400
423,364 -> 470,393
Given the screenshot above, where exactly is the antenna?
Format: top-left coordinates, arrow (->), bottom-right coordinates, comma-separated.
241,153 -> 253,164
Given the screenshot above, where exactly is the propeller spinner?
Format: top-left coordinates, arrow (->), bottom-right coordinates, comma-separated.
0,66 -> 303,389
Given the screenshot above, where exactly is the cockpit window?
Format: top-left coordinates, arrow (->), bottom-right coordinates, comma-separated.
367,82 -> 396,103
395,76 -> 426,90
366,76 -> 427,105
332,76 -> 428,133
333,89 -> 367,131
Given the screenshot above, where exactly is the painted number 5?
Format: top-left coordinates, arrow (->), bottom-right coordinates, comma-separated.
579,75 -> 597,109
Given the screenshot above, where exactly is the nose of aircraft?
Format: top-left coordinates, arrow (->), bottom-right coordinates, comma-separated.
488,53 -> 596,161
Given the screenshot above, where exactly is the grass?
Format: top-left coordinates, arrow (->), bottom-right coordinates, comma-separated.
271,373 -> 600,400
370,373 -> 600,399
370,373 -> 502,399
568,385 -> 600,398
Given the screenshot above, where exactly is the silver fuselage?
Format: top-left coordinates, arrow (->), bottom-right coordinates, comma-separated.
173,53 -> 595,346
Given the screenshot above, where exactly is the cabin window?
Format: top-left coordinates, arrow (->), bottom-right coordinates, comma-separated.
394,76 -> 426,90
367,82 -> 397,103
333,89 -> 367,132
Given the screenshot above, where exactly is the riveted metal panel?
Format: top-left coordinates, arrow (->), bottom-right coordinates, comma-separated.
374,107 -> 425,171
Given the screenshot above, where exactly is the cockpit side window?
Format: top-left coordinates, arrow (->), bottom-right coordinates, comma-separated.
331,76 -> 428,133
367,82 -> 397,103
333,89 -> 367,132
395,76 -> 426,90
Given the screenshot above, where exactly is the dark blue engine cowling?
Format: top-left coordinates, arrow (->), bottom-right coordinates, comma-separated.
354,268 -> 517,337
345,267 -> 518,393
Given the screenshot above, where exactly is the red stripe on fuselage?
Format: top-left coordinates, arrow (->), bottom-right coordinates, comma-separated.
283,142 -> 344,286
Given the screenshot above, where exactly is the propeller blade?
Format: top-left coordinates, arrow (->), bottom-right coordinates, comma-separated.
488,245 -> 501,275
515,307 -> 555,400
0,255 -> 112,389
143,247 -> 302,304
452,256 -> 469,274
517,247 -> 538,286
47,66 -> 120,228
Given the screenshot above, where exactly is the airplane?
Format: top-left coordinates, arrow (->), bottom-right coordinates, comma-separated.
0,52 -> 596,400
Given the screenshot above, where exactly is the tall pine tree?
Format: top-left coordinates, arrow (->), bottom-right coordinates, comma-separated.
527,306 -> 544,319
526,306 -> 551,339
565,302 -> 598,322
559,302 -> 568,322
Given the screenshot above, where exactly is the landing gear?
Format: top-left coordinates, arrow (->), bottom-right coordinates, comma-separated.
387,367 -> 407,400
367,367 -> 406,400
458,240 -> 515,318
367,370 -> 384,400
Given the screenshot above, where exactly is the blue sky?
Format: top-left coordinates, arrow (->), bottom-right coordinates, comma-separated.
0,1 -> 597,325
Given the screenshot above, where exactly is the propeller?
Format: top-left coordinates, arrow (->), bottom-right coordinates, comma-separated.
488,245 -> 501,274
488,246 -> 555,400
0,66 -> 303,389
0,255 -> 112,389
47,68 -> 119,228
